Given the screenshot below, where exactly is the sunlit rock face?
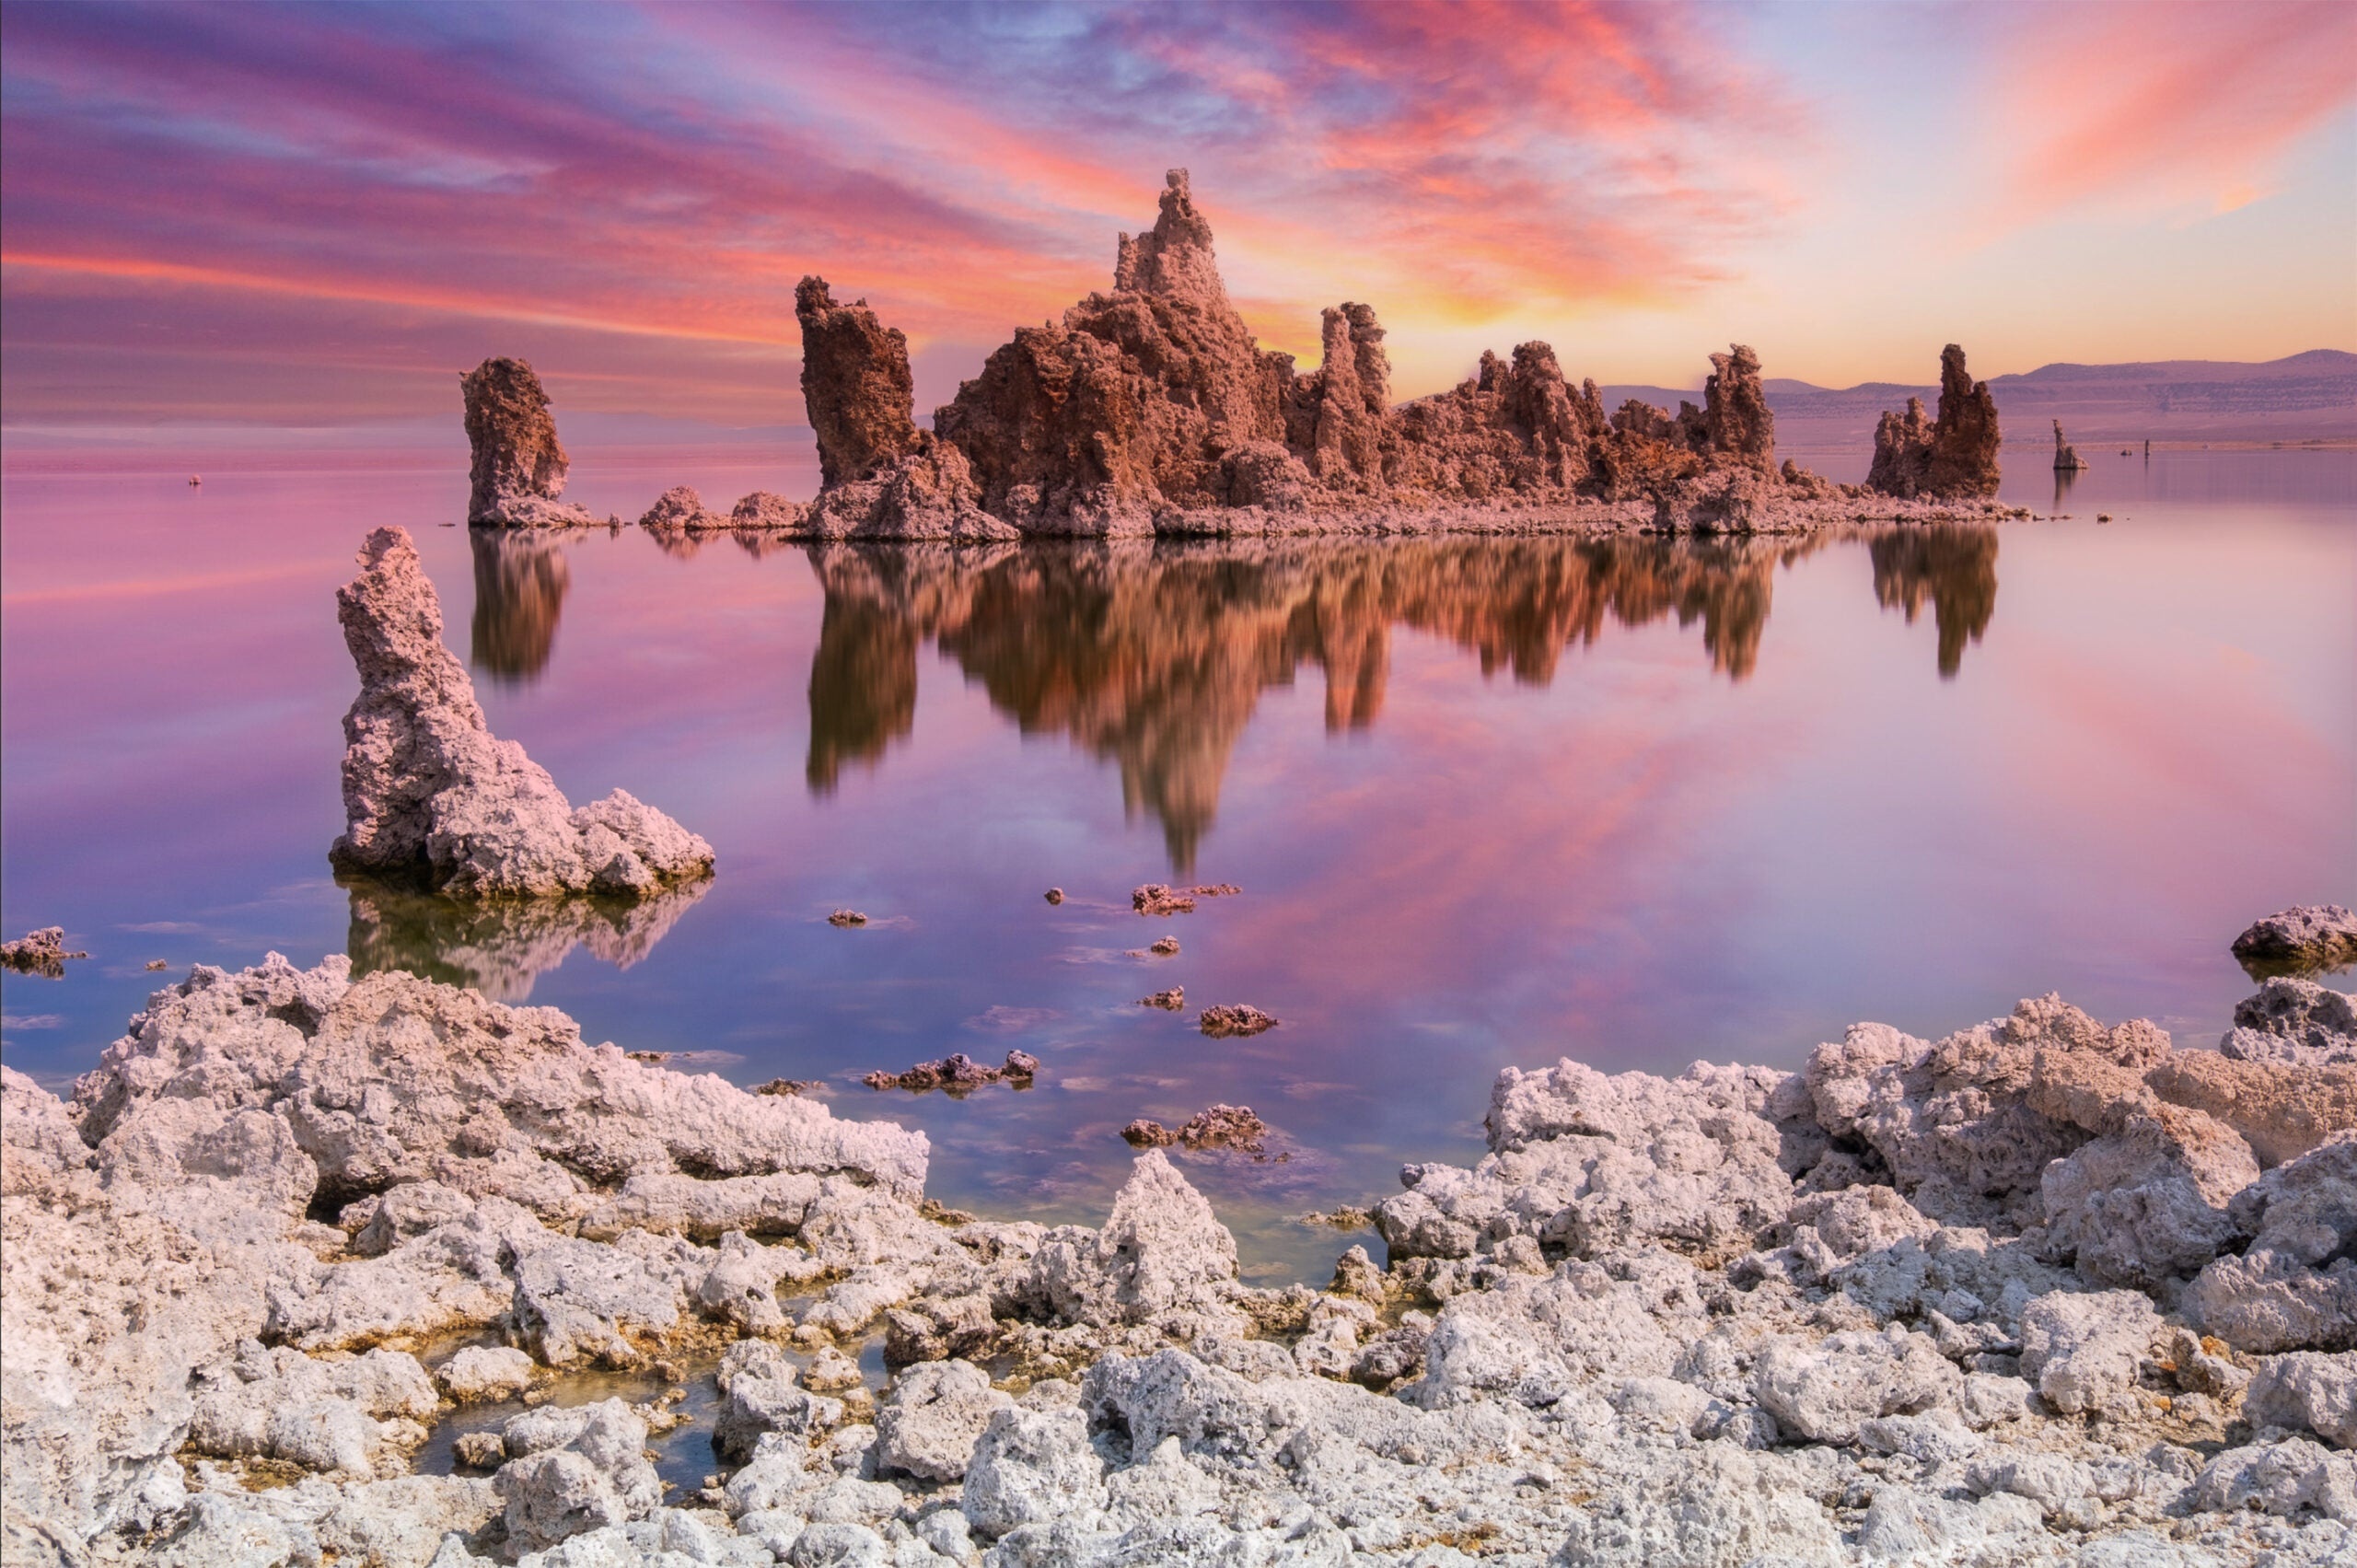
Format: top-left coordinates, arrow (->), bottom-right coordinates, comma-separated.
788,169 -> 1849,534
1869,344 -> 2003,500
330,526 -> 714,899
461,357 -> 598,528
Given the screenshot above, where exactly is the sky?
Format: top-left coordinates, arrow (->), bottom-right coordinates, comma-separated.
3,0 -> 2352,432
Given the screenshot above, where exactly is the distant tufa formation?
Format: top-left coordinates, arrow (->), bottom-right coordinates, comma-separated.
462,171 -> 2008,536
1863,344 -> 2003,500
330,526 -> 714,897
2052,420 -> 2089,471
461,358 -> 598,527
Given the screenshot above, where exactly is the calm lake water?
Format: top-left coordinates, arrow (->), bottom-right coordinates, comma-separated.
4,445 -> 2351,1282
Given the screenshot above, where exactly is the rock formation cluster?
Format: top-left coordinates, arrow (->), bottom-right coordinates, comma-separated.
1865,344 -> 2005,499
461,359 -> 598,528
329,527 -> 714,898
5,947 -> 2353,1566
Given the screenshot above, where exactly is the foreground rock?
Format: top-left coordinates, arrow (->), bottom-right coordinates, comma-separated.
0,926 -> 86,977
327,527 -> 714,898
8,949 -> 2355,1565
797,170 -> 2025,539
461,358 -> 598,528
2235,905 -> 2357,976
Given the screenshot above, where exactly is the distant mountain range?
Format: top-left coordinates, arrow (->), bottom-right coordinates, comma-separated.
1601,350 -> 2357,447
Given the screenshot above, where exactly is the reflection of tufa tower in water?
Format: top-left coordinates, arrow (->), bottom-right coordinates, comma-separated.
798,536 -> 1996,870
469,528 -> 571,684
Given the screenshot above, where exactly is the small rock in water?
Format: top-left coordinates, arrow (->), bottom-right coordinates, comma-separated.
1044,888 -> 1065,904
1200,1004 -> 1278,1038
625,1050 -> 670,1063
1132,883 -> 1196,916
143,958 -> 168,971
863,1050 -> 1039,1094
1150,935 -> 1180,956
1121,1103 -> 1271,1152
451,1431 -> 505,1469
1140,987 -> 1186,1011
753,1077 -> 820,1098
1301,1205 -> 1375,1229
2233,904 -> 2357,976
0,927 -> 87,977
828,909 -> 869,927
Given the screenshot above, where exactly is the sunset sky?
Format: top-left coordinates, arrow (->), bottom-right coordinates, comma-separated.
4,0 -> 2352,432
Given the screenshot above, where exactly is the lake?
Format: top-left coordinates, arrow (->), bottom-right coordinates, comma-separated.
4,443 -> 2351,1282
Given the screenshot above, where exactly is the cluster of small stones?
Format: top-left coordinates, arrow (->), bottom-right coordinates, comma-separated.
861,1052 -> 1039,1095
0,926 -> 87,978
1132,881 -> 1241,916
1120,1105 -> 1271,1153
463,173 -> 2026,546
329,528 -> 714,900
6,931 -> 2352,1567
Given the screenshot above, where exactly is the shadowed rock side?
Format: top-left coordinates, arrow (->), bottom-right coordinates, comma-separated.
344,872 -> 713,1003
1867,344 -> 2005,500
2235,906 -> 2357,979
329,527 -> 714,898
800,531 -> 1991,868
467,528 -> 570,685
785,170 -> 2017,539
6,950 -> 2352,1564
1869,526 -> 2000,678
461,357 -> 597,528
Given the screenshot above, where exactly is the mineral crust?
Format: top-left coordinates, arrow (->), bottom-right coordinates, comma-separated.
10,933 -> 2353,1566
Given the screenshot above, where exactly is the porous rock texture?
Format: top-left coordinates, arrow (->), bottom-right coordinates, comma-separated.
2235,905 -> 2357,976
329,526 -> 714,898
9,952 -> 2355,1565
790,170 -> 2023,540
0,925 -> 87,977
461,358 -> 598,528
1866,344 -> 2004,500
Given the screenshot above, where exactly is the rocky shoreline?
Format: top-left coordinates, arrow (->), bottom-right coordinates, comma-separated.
5,923 -> 2353,1566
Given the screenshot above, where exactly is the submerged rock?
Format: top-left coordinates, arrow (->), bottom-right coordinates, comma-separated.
461,357 -> 598,528
861,1051 -> 1039,1094
327,527 -> 714,899
1198,1004 -> 1277,1039
1120,1105 -> 1271,1153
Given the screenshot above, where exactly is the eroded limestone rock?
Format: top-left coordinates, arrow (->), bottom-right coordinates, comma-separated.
1867,345 -> 2002,499
328,526 -> 714,899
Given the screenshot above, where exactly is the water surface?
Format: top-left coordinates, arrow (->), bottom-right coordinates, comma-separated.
4,447 -> 2351,1281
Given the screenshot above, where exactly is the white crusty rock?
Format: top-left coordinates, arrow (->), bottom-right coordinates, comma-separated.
874,1358 -> 1012,1481
2186,1136 -> 2357,1353
2247,1353 -> 2357,1448
492,1398 -> 661,1551
2017,1289 -> 2165,1416
437,1344 -> 536,1404
1751,1325 -> 1961,1444
185,1343 -> 436,1479
329,526 -> 714,898
1026,1149 -> 1240,1328
2223,977 -> 2357,1067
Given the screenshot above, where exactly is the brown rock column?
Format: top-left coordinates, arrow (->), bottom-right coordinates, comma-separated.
461,358 -> 573,524
795,277 -> 922,488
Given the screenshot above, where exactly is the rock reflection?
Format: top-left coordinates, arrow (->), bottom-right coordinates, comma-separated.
469,528 -> 571,684
1869,527 -> 1999,679
344,873 -> 712,1003
802,534 -> 2005,868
